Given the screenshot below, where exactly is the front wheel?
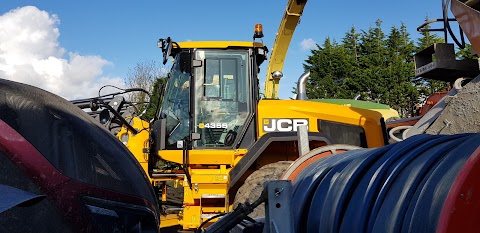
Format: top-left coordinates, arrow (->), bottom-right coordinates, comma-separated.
233,161 -> 292,218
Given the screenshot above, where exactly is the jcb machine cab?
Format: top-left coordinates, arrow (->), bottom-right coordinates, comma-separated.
155,38 -> 264,151
150,37 -> 387,230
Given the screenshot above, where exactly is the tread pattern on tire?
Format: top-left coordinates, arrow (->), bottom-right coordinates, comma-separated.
233,161 -> 292,218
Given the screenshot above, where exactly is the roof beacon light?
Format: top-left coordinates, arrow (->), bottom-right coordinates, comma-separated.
254,24 -> 264,39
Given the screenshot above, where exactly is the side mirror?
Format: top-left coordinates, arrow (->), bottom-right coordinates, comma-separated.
158,37 -> 173,65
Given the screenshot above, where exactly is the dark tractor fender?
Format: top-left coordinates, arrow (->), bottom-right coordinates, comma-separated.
229,132 -> 331,189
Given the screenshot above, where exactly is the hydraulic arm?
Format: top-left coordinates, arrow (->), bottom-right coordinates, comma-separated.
263,0 -> 308,99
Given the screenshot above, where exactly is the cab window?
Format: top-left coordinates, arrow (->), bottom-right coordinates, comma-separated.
159,52 -> 191,147
193,50 -> 250,148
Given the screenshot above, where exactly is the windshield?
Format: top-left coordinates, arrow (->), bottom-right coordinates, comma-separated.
159,52 -> 191,148
193,50 -> 251,148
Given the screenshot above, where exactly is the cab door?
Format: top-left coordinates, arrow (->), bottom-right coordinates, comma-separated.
192,50 -> 252,148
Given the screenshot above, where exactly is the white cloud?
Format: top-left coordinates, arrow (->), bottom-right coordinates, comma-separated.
300,38 -> 317,51
0,6 -> 124,100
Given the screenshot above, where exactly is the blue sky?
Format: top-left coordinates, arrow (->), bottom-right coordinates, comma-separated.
1,0 -> 444,99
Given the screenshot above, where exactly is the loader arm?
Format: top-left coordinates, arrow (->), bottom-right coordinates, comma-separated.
263,0 -> 308,99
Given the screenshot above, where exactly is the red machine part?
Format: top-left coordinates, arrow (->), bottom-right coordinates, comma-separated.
281,144 -> 361,180
284,151 -> 336,180
418,91 -> 448,116
437,146 -> 480,233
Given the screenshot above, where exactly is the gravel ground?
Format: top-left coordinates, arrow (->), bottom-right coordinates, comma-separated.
426,76 -> 480,135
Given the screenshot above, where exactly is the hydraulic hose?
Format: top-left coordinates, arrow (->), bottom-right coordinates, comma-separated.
288,133 -> 480,233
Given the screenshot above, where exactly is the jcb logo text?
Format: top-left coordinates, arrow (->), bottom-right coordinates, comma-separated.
262,118 -> 309,132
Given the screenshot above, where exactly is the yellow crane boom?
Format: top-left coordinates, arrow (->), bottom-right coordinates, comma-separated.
263,0 -> 308,99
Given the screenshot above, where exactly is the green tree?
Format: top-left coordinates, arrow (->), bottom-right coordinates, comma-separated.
303,37 -> 356,99
301,18 -> 468,117
384,23 -> 418,116
125,60 -> 166,120
342,26 -> 361,63
356,19 -> 388,102
341,26 -> 363,96
417,17 -> 444,50
456,43 -> 477,59
145,77 -> 167,119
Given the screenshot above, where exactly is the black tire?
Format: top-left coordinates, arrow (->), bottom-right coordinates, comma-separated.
233,161 -> 293,218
